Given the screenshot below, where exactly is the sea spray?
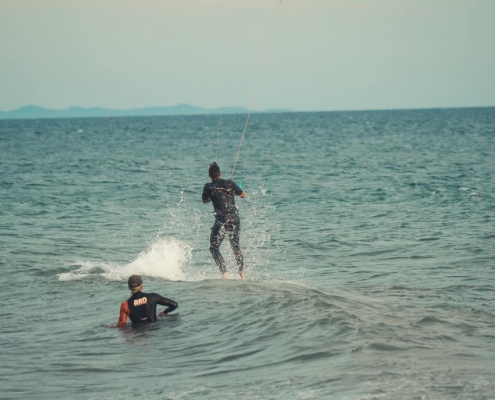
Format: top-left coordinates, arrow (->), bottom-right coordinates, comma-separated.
58,238 -> 191,282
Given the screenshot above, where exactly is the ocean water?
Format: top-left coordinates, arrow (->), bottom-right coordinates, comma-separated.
1,108 -> 494,400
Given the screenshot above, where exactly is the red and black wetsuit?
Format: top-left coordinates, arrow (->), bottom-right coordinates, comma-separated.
116,291 -> 178,327
202,178 -> 244,273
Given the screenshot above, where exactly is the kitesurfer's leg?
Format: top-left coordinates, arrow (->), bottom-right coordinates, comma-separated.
210,221 -> 227,278
227,221 -> 244,279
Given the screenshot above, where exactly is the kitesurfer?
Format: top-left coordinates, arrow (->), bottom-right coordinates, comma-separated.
202,162 -> 247,279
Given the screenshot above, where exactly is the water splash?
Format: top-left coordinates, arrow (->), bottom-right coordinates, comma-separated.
59,238 -> 191,282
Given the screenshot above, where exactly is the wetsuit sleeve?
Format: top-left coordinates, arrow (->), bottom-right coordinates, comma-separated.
156,295 -> 178,314
232,182 -> 243,196
202,183 -> 211,203
116,301 -> 129,327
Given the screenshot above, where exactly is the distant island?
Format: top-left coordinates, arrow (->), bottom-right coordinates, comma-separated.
0,104 -> 292,120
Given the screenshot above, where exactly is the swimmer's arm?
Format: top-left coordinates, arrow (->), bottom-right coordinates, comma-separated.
157,296 -> 178,316
115,301 -> 129,327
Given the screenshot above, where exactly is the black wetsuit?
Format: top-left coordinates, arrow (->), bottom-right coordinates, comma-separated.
127,292 -> 178,324
202,178 -> 244,273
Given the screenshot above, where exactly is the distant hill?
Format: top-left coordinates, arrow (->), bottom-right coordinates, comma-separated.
0,104 -> 292,120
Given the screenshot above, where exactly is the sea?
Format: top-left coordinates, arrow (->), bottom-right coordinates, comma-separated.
1,107 -> 494,400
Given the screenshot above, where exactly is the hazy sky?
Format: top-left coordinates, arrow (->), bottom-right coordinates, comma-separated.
1,0 -> 494,112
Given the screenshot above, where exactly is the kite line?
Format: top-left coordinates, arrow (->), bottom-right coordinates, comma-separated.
229,0 -> 284,179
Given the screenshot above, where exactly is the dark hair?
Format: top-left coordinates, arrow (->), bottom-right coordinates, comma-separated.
209,162 -> 221,179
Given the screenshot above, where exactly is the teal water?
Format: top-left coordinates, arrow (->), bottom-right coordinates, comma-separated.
1,108 -> 494,399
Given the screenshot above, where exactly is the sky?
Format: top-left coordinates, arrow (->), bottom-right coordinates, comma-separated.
0,0 -> 494,112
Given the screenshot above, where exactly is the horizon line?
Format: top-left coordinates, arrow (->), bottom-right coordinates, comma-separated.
0,103 -> 494,120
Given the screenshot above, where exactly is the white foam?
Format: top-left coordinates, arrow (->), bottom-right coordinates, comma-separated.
59,238 -> 191,282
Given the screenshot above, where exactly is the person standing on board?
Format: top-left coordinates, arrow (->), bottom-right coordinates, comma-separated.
115,275 -> 178,327
202,162 -> 247,279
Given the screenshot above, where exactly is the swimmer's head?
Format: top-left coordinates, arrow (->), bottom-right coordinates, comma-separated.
128,275 -> 143,293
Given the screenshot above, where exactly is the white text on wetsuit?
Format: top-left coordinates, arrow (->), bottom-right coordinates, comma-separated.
134,297 -> 148,306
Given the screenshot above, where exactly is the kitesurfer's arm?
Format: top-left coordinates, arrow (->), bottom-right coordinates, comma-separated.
156,295 -> 178,316
202,184 -> 212,204
116,301 -> 129,327
232,182 -> 246,198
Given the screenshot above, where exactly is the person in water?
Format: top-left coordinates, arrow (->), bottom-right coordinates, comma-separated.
116,275 -> 178,327
202,162 -> 247,279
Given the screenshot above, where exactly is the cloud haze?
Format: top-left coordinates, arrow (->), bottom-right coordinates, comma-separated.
1,0 -> 494,112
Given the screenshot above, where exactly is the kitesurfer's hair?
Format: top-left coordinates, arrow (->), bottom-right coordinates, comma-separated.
209,162 -> 221,179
